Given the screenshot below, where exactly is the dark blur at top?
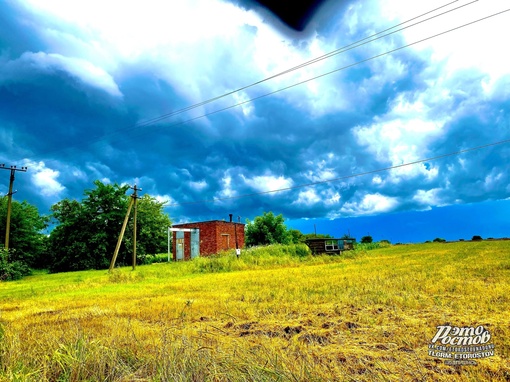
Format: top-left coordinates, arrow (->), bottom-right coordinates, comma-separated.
252,0 -> 329,31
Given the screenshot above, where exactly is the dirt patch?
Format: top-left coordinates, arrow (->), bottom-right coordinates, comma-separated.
236,321 -> 258,330
321,321 -> 334,329
283,325 -> 303,336
298,333 -> 330,345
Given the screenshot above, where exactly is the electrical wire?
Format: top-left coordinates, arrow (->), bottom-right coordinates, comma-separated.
130,0 -> 474,129
68,6 -> 509,150
17,0 -> 486,163
166,138 -> 510,207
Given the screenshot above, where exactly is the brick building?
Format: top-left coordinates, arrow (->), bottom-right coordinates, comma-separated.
171,218 -> 245,260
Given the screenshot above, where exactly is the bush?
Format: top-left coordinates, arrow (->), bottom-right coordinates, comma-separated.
361,235 -> 373,244
0,248 -> 32,281
378,240 -> 391,248
354,242 -> 380,251
433,238 -> 446,243
138,253 -> 169,265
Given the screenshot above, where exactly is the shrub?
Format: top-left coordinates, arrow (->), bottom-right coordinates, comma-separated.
433,238 -> 446,243
138,253 -> 169,265
354,242 -> 380,251
361,235 -> 373,244
378,240 -> 391,248
0,248 -> 32,281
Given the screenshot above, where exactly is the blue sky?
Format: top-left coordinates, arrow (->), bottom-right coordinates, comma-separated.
0,0 -> 509,243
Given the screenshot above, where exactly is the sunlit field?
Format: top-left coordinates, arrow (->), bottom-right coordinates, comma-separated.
0,241 -> 509,381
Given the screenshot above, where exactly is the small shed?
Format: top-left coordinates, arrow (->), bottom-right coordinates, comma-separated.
305,237 -> 356,255
171,218 -> 245,261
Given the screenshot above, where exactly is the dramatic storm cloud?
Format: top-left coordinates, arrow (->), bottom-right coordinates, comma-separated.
1,0 -> 509,242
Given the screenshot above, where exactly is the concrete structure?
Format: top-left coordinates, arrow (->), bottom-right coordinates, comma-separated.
171,219 -> 245,261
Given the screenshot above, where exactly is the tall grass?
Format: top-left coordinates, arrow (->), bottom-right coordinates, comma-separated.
186,243 -> 332,274
0,241 -> 509,381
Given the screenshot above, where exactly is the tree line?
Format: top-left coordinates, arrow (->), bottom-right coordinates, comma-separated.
1,180 -> 171,279
244,211 -> 336,246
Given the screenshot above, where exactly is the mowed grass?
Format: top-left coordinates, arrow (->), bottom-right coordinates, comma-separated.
0,241 -> 509,381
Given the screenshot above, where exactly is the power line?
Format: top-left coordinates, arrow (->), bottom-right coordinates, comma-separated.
130,0 -> 475,129
166,138 -> 510,207
97,6 -> 510,147
19,0 -> 486,163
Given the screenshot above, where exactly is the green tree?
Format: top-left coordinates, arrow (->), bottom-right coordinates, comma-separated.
302,233 -> 332,240
48,181 -> 172,272
245,211 -> 291,246
124,194 -> 172,262
0,198 -> 49,268
0,248 -> 31,281
361,235 -> 373,244
288,229 -> 304,244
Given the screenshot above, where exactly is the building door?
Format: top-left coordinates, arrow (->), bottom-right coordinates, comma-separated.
190,229 -> 200,259
221,234 -> 230,250
176,231 -> 184,260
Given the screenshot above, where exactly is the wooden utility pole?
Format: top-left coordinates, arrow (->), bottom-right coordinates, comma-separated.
1,164 -> 28,255
108,184 -> 141,272
109,197 -> 134,272
132,184 -> 141,270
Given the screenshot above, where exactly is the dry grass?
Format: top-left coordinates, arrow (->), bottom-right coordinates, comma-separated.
0,241 -> 509,381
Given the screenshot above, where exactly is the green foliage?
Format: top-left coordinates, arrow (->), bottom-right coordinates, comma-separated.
288,231 -> 333,244
0,248 -> 32,281
433,237 -> 446,243
48,181 -> 172,273
125,194 -> 172,262
288,229 -> 304,244
141,253 -> 170,264
0,198 -> 49,268
245,212 -> 291,246
354,242 -> 380,251
361,235 -> 373,244
188,244 -> 314,274
472,235 -> 483,241
302,233 -> 332,240
378,240 -> 392,248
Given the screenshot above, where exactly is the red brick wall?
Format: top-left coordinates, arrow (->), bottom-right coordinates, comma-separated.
172,220 -> 245,260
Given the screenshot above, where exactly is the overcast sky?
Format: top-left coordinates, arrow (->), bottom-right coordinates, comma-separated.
1,0 -> 509,242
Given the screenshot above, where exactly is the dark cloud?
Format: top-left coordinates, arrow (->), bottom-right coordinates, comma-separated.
0,0 -> 508,242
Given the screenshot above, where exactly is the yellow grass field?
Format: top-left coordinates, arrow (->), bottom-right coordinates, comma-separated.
0,241 -> 509,381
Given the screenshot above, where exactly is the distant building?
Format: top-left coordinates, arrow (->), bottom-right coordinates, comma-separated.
171,217 -> 245,260
304,237 -> 356,255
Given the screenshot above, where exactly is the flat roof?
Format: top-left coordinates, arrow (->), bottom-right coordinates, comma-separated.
305,237 -> 356,241
172,220 -> 245,226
